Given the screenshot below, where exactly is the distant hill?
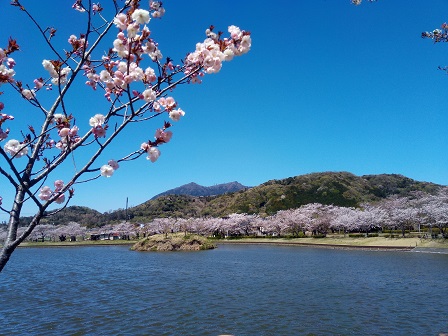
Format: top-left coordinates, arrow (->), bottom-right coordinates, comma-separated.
151,181 -> 250,199
19,206 -> 106,228
127,172 -> 442,222
202,172 -> 441,216
22,172 -> 444,226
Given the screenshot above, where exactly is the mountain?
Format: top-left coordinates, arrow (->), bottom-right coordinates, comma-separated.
127,172 -> 442,222
151,181 -> 250,199
202,172 -> 441,216
21,172 -> 444,226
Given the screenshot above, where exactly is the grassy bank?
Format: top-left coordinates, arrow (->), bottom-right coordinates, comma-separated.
214,235 -> 448,250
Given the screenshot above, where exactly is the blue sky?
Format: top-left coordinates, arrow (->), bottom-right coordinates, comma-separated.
1,0 -> 448,221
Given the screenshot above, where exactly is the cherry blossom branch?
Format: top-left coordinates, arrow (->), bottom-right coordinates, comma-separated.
22,10 -> 125,185
11,1 -> 65,62
0,147 -> 25,185
0,159 -> 20,189
0,1 -> 252,273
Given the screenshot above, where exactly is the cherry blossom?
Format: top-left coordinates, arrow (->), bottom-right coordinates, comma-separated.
89,114 -> 106,127
55,193 -> 65,204
92,126 -> 106,138
155,129 -> 172,143
58,128 -> 70,137
132,9 -> 151,25
42,60 -> 71,85
142,88 -> 156,102
169,108 -> 185,121
100,164 -> 114,177
108,160 -> 119,170
146,146 -> 160,162
113,13 -> 128,30
38,186 -> 52,201
3,139 -> 28,158
54,180 -> 64,191
0,59 -> 15,84
21,89 -> 35,100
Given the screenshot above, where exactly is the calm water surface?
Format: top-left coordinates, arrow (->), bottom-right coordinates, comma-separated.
1,244 -> 447,335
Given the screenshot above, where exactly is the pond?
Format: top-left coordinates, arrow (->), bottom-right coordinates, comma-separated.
1,244 -> 447,335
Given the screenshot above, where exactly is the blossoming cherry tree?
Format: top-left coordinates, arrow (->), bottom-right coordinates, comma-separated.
0,0 -> 251,272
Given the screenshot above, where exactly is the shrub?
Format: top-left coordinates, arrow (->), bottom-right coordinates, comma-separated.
384,234 -> 400,238
348,233 -> 365,238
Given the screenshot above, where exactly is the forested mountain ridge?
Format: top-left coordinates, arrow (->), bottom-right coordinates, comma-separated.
194,172 -> 441,217
150,181 -> 249,199
21,172 -> 443,227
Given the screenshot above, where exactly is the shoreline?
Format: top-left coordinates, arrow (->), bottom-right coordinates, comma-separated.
5,236 -> 447,252
215,240 -> 415,251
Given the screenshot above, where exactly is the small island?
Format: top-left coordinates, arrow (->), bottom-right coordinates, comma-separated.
131,233 -> 216,252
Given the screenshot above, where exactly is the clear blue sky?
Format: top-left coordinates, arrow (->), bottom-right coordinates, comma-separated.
1,0 -> 447,221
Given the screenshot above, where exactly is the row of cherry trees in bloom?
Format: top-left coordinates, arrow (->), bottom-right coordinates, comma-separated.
3,189 -> 446,242
0,221 -> 136,242
0,0 -> 251,272
137,190 -> 448,238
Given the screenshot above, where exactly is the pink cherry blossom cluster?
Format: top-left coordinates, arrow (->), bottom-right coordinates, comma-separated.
140,119 -> 176,163
0,112 -> 13,141
92,3 -> 103,14
38,180 -> 66,204
149,1 -> 165,18
42,59 -> 71,86
89,113 -> 108,138
86,59 -> 158,99
156,96 -> 185,121
0,40 -> 18,118
183,25 -> 251,82
32,77 -> 51,92
82,6 -> 166,99
141,143 -> 160,162
422,23 -> 448,43
49,113 -> 81,150
0,44 -> 16,87
78,4 -> 249,169
3,139 -> 28,158
100,159 -> 119,177
21,88 -> 35,100
68,34 -> 88,56
136,96 -> 184,160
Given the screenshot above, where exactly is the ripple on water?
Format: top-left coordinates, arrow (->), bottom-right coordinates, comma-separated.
1,245 -> 448,335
